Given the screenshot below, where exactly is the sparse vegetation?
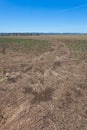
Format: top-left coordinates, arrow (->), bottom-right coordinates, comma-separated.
66,40 -> 87,59
66,41 -> 87,50
0,38 -> 49,54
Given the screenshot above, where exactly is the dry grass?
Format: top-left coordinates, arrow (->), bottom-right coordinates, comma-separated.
1,34 -> 87,41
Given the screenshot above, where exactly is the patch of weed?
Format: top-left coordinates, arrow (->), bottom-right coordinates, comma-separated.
0,38 -> 50,54
66,40 -> 87,59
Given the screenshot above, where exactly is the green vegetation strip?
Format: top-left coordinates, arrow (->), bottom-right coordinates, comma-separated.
66,40 -> 87,60
0,38 -> 49,54
67,41 -> 87,50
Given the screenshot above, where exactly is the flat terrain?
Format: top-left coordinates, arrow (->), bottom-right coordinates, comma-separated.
0,35 -> 87,130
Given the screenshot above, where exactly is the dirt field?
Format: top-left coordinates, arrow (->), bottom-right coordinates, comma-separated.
0,35 -> 87,130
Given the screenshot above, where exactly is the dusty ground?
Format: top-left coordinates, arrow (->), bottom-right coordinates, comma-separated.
0,36 -> 87,130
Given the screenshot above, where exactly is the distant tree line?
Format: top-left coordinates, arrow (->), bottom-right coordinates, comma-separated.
0,33 -> 40,36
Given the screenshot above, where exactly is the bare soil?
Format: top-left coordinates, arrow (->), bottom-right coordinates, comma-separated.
0,36 -> 87,130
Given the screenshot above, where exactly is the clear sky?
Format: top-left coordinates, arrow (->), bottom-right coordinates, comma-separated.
0,0 -> 87,33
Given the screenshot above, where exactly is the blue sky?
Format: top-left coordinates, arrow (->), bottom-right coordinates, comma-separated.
0,0 -> 87,33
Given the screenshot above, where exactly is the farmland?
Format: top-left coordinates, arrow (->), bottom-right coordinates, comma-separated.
0,35 -> 87,130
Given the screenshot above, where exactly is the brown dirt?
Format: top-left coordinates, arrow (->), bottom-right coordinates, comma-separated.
0,36 -> 87,130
